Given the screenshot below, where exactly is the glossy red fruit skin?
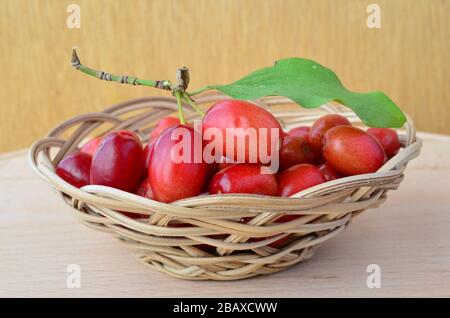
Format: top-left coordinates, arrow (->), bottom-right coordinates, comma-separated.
141,142 -> 155,179
150,116 -> 180,141
288,126 -> 310,140
367,128 -> 401,158
309,114 -> 351,154
125,176 -> 153,219
116,130 -> 142,143
90,130 -> 144,192
203,162 -> 220,192
217,156 -> 236,171
219,162 -> 235,171
279,136 -> 316,171
56,151 -> 92,188
81,137 -> 102,156
136,177 -> 154,199
323,126 -> 387,176
209,164 -> 278,196
318,162 -> 342,182
278,164 -> 325,197
149,125 -> 208,203
202,100 -> 283,163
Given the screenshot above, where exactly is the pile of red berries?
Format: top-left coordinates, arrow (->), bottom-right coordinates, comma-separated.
57,99 -> 400,204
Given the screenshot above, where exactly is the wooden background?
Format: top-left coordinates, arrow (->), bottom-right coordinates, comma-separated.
0,0 -> 449,153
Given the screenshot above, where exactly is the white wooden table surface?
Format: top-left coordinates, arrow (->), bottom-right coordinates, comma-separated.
1,132 -> 450,297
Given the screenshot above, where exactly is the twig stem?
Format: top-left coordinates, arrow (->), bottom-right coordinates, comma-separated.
70,49 -> 173,91
70,49 -> 210,123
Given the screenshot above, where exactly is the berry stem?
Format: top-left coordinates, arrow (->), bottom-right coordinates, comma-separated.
182,93 -> 205,116
174,90 -> 186,125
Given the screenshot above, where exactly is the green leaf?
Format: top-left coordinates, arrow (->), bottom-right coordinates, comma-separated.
207,58 -> 406,128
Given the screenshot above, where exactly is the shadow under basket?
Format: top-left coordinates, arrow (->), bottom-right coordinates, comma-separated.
29,93 -> 422,281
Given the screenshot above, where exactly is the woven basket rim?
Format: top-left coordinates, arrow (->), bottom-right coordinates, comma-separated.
26,92 -> 423,281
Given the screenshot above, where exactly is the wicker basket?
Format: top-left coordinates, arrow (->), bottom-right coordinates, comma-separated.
29,93 -> 422,280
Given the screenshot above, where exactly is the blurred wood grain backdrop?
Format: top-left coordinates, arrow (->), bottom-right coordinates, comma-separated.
0,0 -> 449,153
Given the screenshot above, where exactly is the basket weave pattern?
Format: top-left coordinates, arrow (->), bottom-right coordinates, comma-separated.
29,93 -> 422,280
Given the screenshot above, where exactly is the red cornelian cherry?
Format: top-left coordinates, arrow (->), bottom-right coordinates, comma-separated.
136,177 -> 154,199
318,162 -> 342,181
323,126 -> 387,176
279,136 -> 316,171
149,125 -> 208,203
141,142 -> 155,179
218,156 -> 236,171
219,162 -> 235,171
56,151 -> 92,188
202,100 -> 283,163
367,127 -> 401,158
150,116 -> 180,141
122,177 -> 151,218
90,130 -> 144,192
128,178 -> 153,218
278,163 -> 325,197
209,164 -> 278,196
115,130 -> 142,143
80,136 -> 102,156
309,114 -> 351,154
287,126 -> 310,140
203,162 -> 220,191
